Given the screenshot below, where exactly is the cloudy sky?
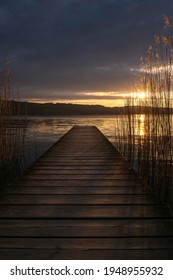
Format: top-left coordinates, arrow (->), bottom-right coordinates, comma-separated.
0,0 -> 173,106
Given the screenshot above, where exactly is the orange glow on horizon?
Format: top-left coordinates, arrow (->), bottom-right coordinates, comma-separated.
25,99 -> 125,107
23,91 -> 130,107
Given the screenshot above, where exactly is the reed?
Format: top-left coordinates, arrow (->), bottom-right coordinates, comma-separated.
114,16 -> 173,209
0,65 -> 26,186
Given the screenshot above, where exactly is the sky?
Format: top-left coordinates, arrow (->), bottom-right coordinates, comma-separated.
0,0 -> 173,107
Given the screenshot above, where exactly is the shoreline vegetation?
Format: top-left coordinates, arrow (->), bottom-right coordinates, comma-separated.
115,15 -> 173,210
0,66 -> 26,186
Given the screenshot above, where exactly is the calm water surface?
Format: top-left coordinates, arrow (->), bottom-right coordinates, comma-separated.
23,115 -> 117,169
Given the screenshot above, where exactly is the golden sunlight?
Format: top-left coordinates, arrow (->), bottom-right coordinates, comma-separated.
129,91 -> 146,100
139,114 -> 145,122
138,92 -> 146,99
138,114 -> 145,136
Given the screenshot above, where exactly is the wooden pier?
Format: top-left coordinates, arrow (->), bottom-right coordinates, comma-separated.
0,125 -> 173,259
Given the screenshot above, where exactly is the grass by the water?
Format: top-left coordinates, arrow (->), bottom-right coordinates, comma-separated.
0,66 -> 26,186
115,16 -> 173,209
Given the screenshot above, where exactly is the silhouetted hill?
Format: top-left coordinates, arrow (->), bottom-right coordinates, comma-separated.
13,101 -> 123,115
11,101 -> 173,115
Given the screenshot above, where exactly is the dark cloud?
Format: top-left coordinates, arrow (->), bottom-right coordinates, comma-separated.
0,0 -> 173,104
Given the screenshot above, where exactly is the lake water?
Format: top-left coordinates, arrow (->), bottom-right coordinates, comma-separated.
23,115 -> 117,170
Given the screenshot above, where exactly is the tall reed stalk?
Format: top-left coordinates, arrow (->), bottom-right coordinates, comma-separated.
114,16 -> 173,209
0,65 -> 26,186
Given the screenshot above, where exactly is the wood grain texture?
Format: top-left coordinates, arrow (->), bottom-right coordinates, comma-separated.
0,194 -> 158,205
0,249 -> 172,260
0,125 -> 173,260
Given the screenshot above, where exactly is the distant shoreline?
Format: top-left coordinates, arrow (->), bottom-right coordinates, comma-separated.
13,100 -> 124,115
12,101 -> 173,116
19,114 -> 125,117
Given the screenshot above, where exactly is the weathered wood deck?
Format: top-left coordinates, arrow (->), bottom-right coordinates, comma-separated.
0,125 -> 173,259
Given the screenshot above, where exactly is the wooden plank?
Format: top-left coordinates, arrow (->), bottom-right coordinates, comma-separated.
34,161 -> 129,166
29,165 -> 134,171
0,218 -> 172,228
1,248 -> 172,260
0,237 -> 172,249
14,179 -> 141,187
0,205 -> 169,218
1,186 -> 147,195
23,174 -> 138,180
38,157 -> 125,161
1,222 -> 173,237
44,153 -> 119,156
27,169 -> 136,175
41,156 -> 122,159
0,194 -> 158,205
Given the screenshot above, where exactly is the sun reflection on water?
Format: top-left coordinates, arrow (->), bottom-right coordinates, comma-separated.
138,114 -> 145,136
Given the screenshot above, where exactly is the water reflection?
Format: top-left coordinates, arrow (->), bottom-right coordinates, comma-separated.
138,114 -> 145,137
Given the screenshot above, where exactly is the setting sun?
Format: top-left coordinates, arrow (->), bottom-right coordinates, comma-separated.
138,92 -> 146,99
